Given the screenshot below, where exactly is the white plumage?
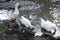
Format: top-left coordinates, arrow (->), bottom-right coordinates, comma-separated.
0,3 -> 20,21
20,16 -> 35,28
40,18 -> 57,33
8,3 -> 20,20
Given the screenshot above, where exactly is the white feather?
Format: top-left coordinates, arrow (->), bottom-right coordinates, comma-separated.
20,16 -> 34,28
8,3 -> 19,20
40,18 -> 57,33
0,3 -> 20,21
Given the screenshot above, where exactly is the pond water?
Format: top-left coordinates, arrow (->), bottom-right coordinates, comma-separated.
0,0 -> 60,40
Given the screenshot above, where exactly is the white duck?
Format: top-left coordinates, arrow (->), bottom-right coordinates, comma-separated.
0,3 -> 20,21
19,16 -> 35,29
40,18 -> 58,34
8,3 -> 20,20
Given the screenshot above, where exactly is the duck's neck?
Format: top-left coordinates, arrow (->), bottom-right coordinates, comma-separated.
15,5 -> 18,11
14,5 -> 19,14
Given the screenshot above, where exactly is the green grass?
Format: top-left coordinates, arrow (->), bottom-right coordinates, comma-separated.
0,23 -> 21,40
0,34 -> 20,40
0,24 -> 7,31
